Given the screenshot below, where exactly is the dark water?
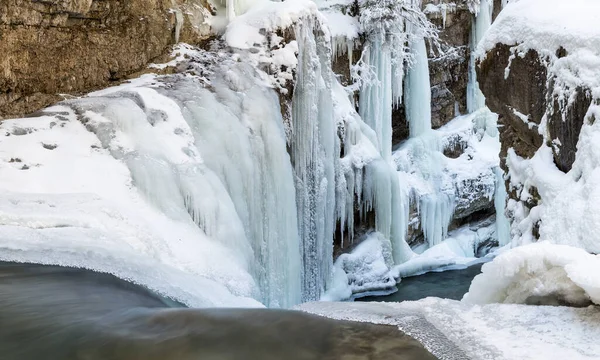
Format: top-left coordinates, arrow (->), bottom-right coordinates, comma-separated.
0,261 -> 437,360
358,263 -> 484,303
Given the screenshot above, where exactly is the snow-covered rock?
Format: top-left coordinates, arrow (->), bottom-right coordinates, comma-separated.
464,242 -> 600,306
323,232 -> 397,301
477,0 -> 600,251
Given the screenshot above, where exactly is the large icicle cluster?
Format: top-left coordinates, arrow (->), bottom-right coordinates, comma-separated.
227,0 -> 419,300
290,17 -> 338,302
82,64 -> 304,308
0,48 -> 309,308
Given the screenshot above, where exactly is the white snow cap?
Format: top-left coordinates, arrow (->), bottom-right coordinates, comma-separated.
477,0 -> 600,98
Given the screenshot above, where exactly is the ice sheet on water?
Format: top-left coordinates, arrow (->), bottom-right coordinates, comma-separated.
298,298 -> 600,360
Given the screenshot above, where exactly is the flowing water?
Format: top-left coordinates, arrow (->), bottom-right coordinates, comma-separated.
358,263 -> 484,302
0,261 -> 437,360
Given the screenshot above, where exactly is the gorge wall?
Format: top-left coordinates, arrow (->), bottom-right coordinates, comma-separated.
0,0 -> 212,119
476,0 -> 600,251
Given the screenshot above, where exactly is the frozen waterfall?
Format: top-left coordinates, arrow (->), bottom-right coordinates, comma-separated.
404,36 -> 432,138
357,28 -> 414,264
68,62 -> 303,308
291,18 -> 337,302
467,0 -> 492,113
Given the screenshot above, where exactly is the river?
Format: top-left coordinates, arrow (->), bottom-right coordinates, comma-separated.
0,261 -> 437,360
358,263 -> 484,303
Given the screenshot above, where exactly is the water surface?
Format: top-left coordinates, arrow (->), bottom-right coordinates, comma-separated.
358,263 -> 483,303
0,261 -> 438,360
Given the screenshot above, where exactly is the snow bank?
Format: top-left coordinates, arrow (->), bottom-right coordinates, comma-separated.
298,299 -> 600,360
463,242 -> 600,306
0,107 -> 261,308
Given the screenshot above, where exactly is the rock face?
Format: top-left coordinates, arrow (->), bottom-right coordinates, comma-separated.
427,2 -> 471,129
477,45 -> 545,171
478,44 -> 594,240
0,0 -> 212,119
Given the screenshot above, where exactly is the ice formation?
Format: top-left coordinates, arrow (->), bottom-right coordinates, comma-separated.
404,35 -> 432,138
0,52 -> 309,308
466,0 -> 491,114
298,298 -> 600,360
324,232 -> 397,301
290,16 -> 337,302
398,22 -> 457,250
493,167 -> 510,246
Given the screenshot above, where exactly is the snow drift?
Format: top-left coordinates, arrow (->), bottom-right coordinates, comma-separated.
298,298 -> 600,360
463,242 -> 600,306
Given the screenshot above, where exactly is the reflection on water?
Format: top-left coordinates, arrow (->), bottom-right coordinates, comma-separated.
359,264 -> 484,303
0,262 -> 436,360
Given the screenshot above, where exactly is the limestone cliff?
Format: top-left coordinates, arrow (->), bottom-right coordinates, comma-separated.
0,0 -> 213,119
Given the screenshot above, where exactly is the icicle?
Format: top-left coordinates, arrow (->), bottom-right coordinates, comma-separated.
292,17 -> 336,302
404,35 -> 432,138
419,191 -> 455,247
174,9 -> 183,43
494,166 -> 511,246
356,27 -> 415,265
441,4 -> 448,29
227,0 -> 236,20
359,36 -> 393,161
467,0 -> 492,113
